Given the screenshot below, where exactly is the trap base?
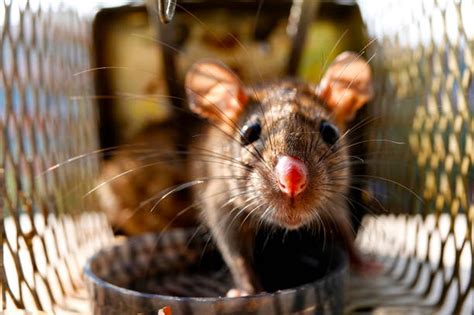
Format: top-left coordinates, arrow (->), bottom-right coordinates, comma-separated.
84,228 -> 347,315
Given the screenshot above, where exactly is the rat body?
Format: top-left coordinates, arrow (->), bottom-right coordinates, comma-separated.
185,52 -> 374,294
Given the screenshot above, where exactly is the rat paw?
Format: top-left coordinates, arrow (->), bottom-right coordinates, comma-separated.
226,288 -> 250,298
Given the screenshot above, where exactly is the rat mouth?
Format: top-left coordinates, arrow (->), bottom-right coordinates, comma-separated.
269,210 -> 307,230
281,215 -> 303,229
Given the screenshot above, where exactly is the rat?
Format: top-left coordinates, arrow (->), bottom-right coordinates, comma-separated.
184,51 -> 374,295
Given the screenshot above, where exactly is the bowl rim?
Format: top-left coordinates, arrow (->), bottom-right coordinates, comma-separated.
83,229 -> 348,303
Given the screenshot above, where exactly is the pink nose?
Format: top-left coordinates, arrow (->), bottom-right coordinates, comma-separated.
275,156 -> 308,198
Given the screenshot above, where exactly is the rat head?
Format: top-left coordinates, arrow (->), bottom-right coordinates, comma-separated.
185,52 -> 373,229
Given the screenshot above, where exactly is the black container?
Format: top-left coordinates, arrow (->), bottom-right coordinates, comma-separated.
84,228 -> 347,315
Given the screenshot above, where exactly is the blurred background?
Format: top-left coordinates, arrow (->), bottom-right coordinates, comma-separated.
92,0 -> 368,235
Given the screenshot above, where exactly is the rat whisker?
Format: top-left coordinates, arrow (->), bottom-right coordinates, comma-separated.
184,224 -> 207,251
73,66 -> 160,77
312,110 -> 379,164
344,185 -> 390,214
145,187 -> 252,240
142,188 -> 254,278
213,194 -> 261,226
101,88 -> 274,173
310,112 -> 325,160
118,146 -> 241,166
329,174 -> 423,203
187,146 -> 270,174
260,225 -> 279,253
196,195 -> 260,263
105,92 -> 184,103
360,38 -> 378,53
69,93 -> 182,102
338,138 -> 405,151
316,201 -> 356,239
199,231 -> 219,265
252,0 -> 265,36
113,151 -> 251,171
184,78 -> 272,172
353,174 -> 423,203
227,32 -> 278,154
240,202 -> 266,230
330,39 -> 377,90
323,158 -> 409,176
256,91 -> 277,156
189,146 -> 244,163
341,115 -> 381,139
313,118 -> 360,166
256,205 -> 273,231
131,33 -> 184,55
310,208 -> 326,252
333,195 -> 378,231
148,180 -> 210,214
116,149 -> 253,174
332,52 -> 377,113
322,152 -> 408,171
318,29 -> 349,83
228,198 -> 262,229
114,80 -> 248,148
88,162 -> 247,199
96,88 -> 270,171
144,6 -> 276,168
84,160 -> 181,197
42,99 -> 272,177
131,154 -> 252,173
186,85 -> 272,172
318,185 -> 385,217
346,155 -> 365,163
312,118 -> 392,170
289,114 -> 380,138
143,176 -> 250,211
37,143 -> 164,177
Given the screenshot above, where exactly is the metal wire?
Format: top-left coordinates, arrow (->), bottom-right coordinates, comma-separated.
351,0 -> 473,314
1,0 -> 113,312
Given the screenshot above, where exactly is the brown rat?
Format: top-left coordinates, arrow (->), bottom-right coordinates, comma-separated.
185,52 -> 374,295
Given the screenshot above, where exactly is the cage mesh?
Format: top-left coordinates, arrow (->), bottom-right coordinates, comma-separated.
353,0 -> 473,314
1,0 -> 113,312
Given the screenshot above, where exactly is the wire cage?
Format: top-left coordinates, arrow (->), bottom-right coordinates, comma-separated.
1,0 -> 113,312
1,0 -> 472,314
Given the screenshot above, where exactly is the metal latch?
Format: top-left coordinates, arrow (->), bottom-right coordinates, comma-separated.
157,0 -> 177,23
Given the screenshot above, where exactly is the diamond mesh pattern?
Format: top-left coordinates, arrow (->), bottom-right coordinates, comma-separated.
1,0 -> 113,312
354,0 -> 473,314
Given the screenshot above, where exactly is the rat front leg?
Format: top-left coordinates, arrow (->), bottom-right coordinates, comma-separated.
205,205 -> 261,295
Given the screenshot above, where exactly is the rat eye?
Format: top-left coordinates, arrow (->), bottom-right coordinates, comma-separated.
320,120 -> 340,146
241,121 -> 261,145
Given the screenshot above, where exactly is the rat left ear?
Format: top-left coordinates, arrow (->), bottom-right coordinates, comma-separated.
316,52 -> 374,123
185,60 -> 248,125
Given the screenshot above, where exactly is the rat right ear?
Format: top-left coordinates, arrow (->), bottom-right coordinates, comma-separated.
185,60 -> 248,124
316,52 -> 374,123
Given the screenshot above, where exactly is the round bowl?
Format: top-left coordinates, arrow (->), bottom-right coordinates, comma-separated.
84,228 -> 347,315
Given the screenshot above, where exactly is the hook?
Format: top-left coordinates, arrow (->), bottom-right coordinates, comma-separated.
157,0 -> 176,24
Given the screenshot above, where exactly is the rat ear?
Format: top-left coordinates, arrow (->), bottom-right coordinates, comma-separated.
317,52 -> 374,123
185,60 -> 248,124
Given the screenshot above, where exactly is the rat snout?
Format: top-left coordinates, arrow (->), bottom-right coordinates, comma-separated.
275,155 -> 308,198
